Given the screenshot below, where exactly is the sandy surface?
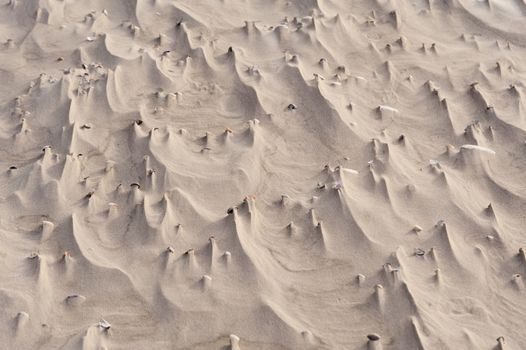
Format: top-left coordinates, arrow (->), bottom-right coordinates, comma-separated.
0,0 -> 526,349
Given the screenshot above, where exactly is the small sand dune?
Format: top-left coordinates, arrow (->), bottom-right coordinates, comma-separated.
0,0 -> 526,349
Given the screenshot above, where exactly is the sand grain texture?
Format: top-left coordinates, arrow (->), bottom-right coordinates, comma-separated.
0,0 -> 526,349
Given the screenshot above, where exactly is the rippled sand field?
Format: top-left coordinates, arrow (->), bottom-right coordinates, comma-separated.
1,0 -> 526,349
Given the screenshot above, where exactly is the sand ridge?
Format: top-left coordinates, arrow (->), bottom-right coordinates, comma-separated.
0,0 -> 525,349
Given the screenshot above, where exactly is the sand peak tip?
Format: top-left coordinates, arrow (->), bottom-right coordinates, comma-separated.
229,334 -> 241,349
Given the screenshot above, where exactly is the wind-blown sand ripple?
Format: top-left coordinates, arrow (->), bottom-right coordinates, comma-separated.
0,0 -> 525,349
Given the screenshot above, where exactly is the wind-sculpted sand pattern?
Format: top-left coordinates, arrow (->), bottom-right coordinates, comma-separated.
0,0 -> 526,349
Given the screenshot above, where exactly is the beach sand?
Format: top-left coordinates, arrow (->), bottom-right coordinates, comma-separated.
0,0 -> 525,349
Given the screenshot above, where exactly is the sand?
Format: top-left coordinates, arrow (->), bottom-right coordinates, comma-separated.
0,0 -> 525,349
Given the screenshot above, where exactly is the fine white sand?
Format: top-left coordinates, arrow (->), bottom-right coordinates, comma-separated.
1,0 -> 526,349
